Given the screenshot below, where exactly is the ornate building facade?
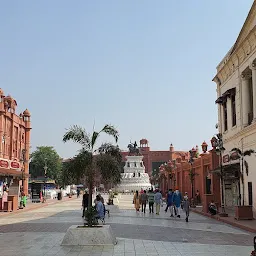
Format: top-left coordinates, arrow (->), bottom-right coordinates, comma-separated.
0,89 -> 31,197
157,141 -> 221,214
213,2 -> 256,217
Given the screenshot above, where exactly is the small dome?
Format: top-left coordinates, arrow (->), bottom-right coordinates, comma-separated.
23,109 -> 31,116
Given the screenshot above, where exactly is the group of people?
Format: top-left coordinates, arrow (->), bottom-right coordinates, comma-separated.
133,187 -> 190,222
82,191 -> 106,222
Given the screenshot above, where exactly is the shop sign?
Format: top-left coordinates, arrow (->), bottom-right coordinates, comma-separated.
0,159 -> 9,168
230,151 -> 240,160
222,154 -> 230,163
10,161 -> 20,170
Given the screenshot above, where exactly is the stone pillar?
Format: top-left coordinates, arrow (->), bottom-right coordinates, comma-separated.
251,64 -> 256,121
241,73 -> 251,127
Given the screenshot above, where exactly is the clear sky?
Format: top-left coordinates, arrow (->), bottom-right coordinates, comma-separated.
0,0 -> 253,158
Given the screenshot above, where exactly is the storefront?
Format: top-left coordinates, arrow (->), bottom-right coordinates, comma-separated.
0,158 -> 29,211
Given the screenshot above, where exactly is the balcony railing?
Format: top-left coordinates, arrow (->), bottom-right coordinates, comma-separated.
248,112 -> 253,125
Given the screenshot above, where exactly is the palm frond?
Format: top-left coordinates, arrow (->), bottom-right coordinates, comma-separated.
91,131 -> 99,149
231,148 -> 242,155
244,160 -> 249,176
244,149 -> 255,156
63,125 -> 91,149
100,124 -> 119,143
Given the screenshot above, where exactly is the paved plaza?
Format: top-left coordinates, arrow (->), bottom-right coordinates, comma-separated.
0,194 -> 254,255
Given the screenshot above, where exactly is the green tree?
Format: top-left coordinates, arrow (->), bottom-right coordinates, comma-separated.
231,147 -> 255,205
62,124 -> 121,226
29,146 -> 62,182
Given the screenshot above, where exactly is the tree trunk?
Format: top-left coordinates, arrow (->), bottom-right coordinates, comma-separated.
191,181 -> 194,199
88,180 -> 93,208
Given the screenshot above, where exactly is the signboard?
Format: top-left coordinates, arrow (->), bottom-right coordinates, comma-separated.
222,155 -> 230,163
230,152 -> 240,160
10,161 -> 20,170
0,159 -> 9,168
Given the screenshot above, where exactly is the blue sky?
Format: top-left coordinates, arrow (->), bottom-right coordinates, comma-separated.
0,0 -> 253,158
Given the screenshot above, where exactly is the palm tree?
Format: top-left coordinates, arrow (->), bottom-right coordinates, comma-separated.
231,147 -> 255,206
63,124 -> 120,216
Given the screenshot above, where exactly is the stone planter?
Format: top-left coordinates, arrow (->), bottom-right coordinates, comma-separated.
235,205 -> 253,220
61,225 -> 117,246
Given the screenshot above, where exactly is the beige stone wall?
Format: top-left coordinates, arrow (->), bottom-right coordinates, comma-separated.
214,2 -> 256,218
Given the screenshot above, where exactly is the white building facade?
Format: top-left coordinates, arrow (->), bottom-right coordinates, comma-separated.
213,2 -> 256,217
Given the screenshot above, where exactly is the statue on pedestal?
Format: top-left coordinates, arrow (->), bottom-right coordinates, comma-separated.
127,141 -> 140,155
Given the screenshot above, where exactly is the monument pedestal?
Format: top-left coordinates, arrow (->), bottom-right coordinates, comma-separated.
117,155 -> 153,192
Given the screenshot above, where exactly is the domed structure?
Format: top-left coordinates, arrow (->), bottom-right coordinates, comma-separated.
23,109 -> 31,117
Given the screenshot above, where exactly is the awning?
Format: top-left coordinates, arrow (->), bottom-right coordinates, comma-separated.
211,163 -> 240,178
0,168 -> 29,178
215,88 -> 236,104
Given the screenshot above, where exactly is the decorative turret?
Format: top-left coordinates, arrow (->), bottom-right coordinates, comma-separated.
170,143 -> 174,152
23,109 -> 31,117
140,138 -> 148,147
4,95 -> 17,113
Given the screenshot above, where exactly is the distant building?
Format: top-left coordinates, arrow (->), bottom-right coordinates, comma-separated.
121,139 -> 189,177
0,88 -> 31,197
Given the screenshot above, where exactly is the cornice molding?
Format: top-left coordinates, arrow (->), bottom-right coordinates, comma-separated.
223,122 -> 256,144
213,25 -> 256,84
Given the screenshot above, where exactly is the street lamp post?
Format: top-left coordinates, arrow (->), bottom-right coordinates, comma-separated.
43,158 -> 48,203
19,149 -> 26,209
189,148 -> 197,207
211,133 -> 228,217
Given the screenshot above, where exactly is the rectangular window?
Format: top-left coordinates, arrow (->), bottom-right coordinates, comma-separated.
223,102 -> 228,131
248,182 -> 253,206
231,95 -> 236,126
248,79 -> 253,125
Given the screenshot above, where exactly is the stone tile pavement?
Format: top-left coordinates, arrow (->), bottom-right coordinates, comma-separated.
0,194 -> 254,256
0,232 -> 252,256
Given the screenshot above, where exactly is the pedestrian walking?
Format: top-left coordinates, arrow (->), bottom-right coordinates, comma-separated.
154,189 -> 162,215
183,192 -> 190,222
133,190 -> 140,212
172,187 -> 182,218
148,189 -> 155,213
165,189 -> 173,213
140,190 -> 148,213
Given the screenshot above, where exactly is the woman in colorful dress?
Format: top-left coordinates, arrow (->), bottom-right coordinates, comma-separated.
133,190 -> 140,211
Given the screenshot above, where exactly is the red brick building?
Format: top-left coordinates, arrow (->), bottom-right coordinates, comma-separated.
121,139 -> 189,177
158,140 -> 221,213
0,89 -> 31,202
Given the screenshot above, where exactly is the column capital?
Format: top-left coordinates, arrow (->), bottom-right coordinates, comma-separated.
250,62 -> 256,70
241,72 -> 251,80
